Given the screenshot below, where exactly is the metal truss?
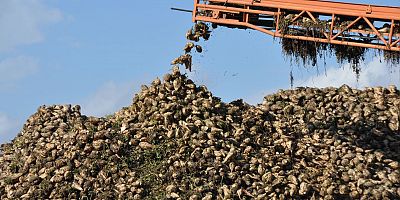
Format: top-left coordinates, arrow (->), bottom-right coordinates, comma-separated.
193,0 -> 400,51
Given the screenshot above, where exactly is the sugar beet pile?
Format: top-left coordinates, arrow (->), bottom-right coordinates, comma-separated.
1,66 -> 400,200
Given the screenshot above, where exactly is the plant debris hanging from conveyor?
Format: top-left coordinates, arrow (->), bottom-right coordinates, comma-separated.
281,38 -> 368,76
281,39 -> 330,67
383,50 -> 400,67
279,15 -> 330,67
278,14 -> 399,76
333,45 -> 367,75
172,22 -> 211,71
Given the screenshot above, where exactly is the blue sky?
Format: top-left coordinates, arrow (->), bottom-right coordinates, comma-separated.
0,0 -> 399,143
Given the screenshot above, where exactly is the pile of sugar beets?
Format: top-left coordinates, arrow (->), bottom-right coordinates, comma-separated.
1,66 -> 399,200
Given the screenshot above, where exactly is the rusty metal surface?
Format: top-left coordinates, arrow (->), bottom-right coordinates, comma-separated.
193,0 -> 400,51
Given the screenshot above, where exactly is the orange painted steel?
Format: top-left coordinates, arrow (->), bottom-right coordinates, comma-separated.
192,0 -> 400,52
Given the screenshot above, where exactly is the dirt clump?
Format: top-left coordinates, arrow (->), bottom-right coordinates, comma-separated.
1,66 -> 400,199
172,54 -> 193,71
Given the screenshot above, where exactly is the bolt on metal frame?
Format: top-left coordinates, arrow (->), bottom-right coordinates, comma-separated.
192,0 -> 400,52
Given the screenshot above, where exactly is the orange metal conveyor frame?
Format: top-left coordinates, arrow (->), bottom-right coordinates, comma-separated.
192,0 -> 400,51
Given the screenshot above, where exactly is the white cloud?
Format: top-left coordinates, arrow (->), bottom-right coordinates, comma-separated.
0,113 -> 19,144
0,0 -> 62,52
297,59 -> 400,88
81,81 -> 138,117
0,56 -> 39,86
